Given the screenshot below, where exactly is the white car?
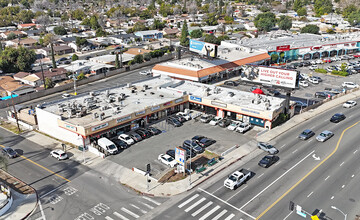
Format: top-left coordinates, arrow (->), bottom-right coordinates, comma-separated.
299,80 -> 309,87
139,70 -> 152,76
176,112 -> 191,120
227,121 -> 241,131
158,154 -> 177,167
300,73 -> 309,80
50,149 -> 68,160
310,60 -> 317,65
343,100 -> 357,108
342,82 -> 359,89
62,93 -> 71,98
309,65 -> 318,70
236,122 -> 251,133
316,59 -> 323,64
308,77 -> 319,84
209,116 -> 222,125
118,134 -> 135,145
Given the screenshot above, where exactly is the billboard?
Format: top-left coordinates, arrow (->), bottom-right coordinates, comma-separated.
189,39 -> 218,58
276,45 -> 290,52
240,65 -> 298,89
175,146 -> 186,165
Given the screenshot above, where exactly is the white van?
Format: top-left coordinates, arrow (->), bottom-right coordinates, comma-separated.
97,137 -> 118,155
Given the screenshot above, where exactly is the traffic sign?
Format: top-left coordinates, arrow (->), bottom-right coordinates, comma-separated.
296,205 -> 307,218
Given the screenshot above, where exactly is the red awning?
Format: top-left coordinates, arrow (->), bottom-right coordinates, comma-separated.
252,88 -> 264,94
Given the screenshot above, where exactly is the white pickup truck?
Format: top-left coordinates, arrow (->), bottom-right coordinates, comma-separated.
224,169 -> 251,190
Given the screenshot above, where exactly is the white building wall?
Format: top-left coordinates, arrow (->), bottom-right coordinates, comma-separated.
36,107 -> 83,146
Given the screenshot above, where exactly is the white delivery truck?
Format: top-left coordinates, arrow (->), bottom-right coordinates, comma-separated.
97,137 -> 118,155
224,168 -> 251,190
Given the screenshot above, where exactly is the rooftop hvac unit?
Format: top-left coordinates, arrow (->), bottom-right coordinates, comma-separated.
100,106 -> 107,111
228,92 -> 234,97
127,83 -> 132,88
99,113 -> 105,121
150,92 -> 155,95
143,84 -> 149,90
105,90 -> 110,97
93,113 -> 98,119
76,112 -> 82,118
159,95 -> 164,98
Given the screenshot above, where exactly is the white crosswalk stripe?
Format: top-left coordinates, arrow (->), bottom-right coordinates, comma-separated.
224,213 -> 235,220
138,201 -> 154,210
113,212 -> 129,220
199,205 -> 221,220
192,201 -> 213,217
120,207 -> 139,219
212,209 -> 228,220
105,216 -> 114,220
184,197 -> 206,213
178,194 -> 199,208
130,204 -> 147,214
142,196 -> 161,206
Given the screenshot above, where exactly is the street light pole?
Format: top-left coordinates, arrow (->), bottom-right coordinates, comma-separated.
73,74 -> 77,95
10,92 -> 20,132
331,206 -> 347,220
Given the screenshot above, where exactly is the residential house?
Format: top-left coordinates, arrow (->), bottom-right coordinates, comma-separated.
17,23 -> 37,30
13,68 -> 67,87
38,45 -> 75,57
63,60 -> 115,75
5,38 -> 38,49
202,26 -> 218,34
134,30 -> 163,41
0,76 -> 35,96
0,30 -> 27,40
163,28 -> 180,37
90,53 -> 135,66
24,29 -> 41,37
108,34 -> 140,45
35,68 -> 68,83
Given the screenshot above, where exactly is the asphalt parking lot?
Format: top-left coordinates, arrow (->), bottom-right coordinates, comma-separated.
107,113 -> 261,179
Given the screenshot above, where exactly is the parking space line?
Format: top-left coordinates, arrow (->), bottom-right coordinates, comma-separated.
121,207 -> 139,218
212,185 -> 224,194
354,150 -> 358,154
340,162 -> 345,166
257,173 -> 264,179
226,185 -> 248,202
199,205 -> 220,220
192,201 -> 213,216
325,176 -> 330,181
138,201 -> 154,210
212,210 -> 228,220
178,194 -> 199,208
280,144 -> 286,149
105,216 -> 114,220
185,197 -> 206,212
224,213 -> 235,220
113,212 -> 129,220
130,204 -> 147,214
142,196 -> 161,206
307,192 -> 313,198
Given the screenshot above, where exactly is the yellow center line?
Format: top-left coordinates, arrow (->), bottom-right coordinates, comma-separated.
0,144 -> 71,183
256,121 -> 359,220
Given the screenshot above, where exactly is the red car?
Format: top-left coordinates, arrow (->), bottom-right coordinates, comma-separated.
322,59 -> 331,63
354,54 -> 360,58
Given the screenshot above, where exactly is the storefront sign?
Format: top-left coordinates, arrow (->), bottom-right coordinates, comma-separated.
135,110 -> 146,116
116,115 -> 132,123
62,123 -> 77,131
175,147 -> 186,166
211,101 -> 227,108
91,123 -> 109,131
163,101 -> 172,106
175,98 -> 183,103
276,45 -> 290,52
190,96 -> 202,102
311,46 -> 322,50
241,108 -> 260,115
151,105 -> 160,111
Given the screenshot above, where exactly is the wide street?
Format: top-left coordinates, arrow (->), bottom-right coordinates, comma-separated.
148,97 -> 360,220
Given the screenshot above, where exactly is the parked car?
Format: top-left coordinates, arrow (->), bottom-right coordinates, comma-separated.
258,155 -> 279,168
129,132 -> 142,142
295,101 -> 308,108
118,134 -> 135,145
266,89 -> 280,96
158,154 -> 177,167
224,81 -> 238,86
343,100 -> 357,108
300,73 -> 309,80
139,70 -> 152,76
2,147 -> 18,158
314,92 -> 327,98
218,118 -> 231,128
146,126 -> 162,135
298,129 -> 315,140
330,113 -> 346,123
325,88 -> 341,94
316,130 -> 334,142
312,76 -> 322,82
62,93 -> 71,98
209,116 -> 222,125
197,138 -> 216,148
135,129 -> 152,138
166,149 -> 175,158
342,82 -> 359,89
308,77 -> 319,84
50,149 -> 68,160
236,122 -> 251,133
323,91 -> 336,98
200,114 -> 214,123
309,65 -> 318,70
173,115 -> 186,123
257,142 -> 279,154
299,81 -> 309,87
166,117 -> 182,127
192,135 -> 206,142
176,112 -> 191,120
227,120 -> 242,131
112,139 -> 128,150
183,140 -> 204,154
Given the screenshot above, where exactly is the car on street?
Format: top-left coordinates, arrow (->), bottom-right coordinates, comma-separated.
118,134 -> 135,145
258,155 -> 279,168
166,117 -> 182,127
183,140 -> 204,154
299,81 -> 309,87
112,139 -> 128,150
197,138 -> 216,148
218,118 -> 231,127
316,130 -> 334,142
176,112 -> 191,120
62,93 -> 71,98
128,132 -> 142,142
257,142 -> 279,154
209,116 -> 222,125
50,149 -> 68,160
342,82 -> 359,89
330,113 -> 346,123
139,70 -> 152,76
227,120 -> 242,131
298,129 -> 315,140
315,92 -> 327,98
235,122 -> 251,133
224,81 -> 238,86
2,147 -> 18,158
343,100 -> 357,108
146,126 -> 162,135
200,114 -> 214,123
158,154 -> 177,167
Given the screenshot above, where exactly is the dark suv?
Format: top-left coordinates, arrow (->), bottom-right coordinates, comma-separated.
330,113 -> 346,123
314,92 -> 327,98
166,117 -> 182,127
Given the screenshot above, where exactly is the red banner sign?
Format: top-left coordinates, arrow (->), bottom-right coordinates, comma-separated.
276,45 -> 290,52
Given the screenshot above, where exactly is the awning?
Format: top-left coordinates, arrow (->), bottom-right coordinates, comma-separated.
252,88 -> 264,94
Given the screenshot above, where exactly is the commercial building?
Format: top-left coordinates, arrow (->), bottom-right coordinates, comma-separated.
36,77 -> 285,146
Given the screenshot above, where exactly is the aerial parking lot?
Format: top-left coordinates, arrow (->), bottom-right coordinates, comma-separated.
106,112 -> 262,179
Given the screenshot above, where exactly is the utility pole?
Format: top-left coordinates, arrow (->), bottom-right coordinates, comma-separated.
40,58 -> 46,89
73,74 -> 77,95
10,93 -> 20,132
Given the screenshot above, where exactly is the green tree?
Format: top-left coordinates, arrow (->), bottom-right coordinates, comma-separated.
144,53 -> 151,61
293,0 -> 303,12
297,7 -> 307,16
90,16 -> 100,30
18,10 -> 34,23
152,19 -> 165,30
314,0 -> 332,16
44,77 -> 54,89
7,32 -> 17,40
301,24 -> 320,34
77,72 -> 85,80
340,63 -> 347,72
95,28 -> 106,37
133,54 -> 144,64
76,37 -> 88,47
115,53 -> 120,69
43,33 -> 57,68
278,15 -> 292,31
254,12 -> 276,32
0,47 -> 36,73
180,20 -> 189,47
342,4 -> 357,18
348,11 -> 360,27
53,26 -> 67,35
204,34 -> 221,45
72,54 -> 78,61
71,9 -> 86,20
190,29 -> 203,38
224,16 -> 234,24
271,53 -> 279,63
204,13 -> 218,25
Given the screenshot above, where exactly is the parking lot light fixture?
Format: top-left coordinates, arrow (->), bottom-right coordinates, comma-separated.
331,206 -> 347,220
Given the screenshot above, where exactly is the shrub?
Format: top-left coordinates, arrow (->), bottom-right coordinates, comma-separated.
315,68 -> 327,73
331,70 -> 349,76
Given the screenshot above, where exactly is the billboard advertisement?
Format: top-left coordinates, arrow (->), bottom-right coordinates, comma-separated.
240,65 -> 298,89
175,146 -> 186,166
276,45 -> 290,52
189,39 -> 218,58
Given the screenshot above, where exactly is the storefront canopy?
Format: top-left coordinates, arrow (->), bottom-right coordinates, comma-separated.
252,88 -> 264,94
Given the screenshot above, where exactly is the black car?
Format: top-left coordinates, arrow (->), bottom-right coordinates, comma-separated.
112,139 -> 128,150
330,113 -> 346,123
258,155 -> 279,168
303,61 -> 311,66
2,147 -> 18,158
218,118 -> 231,127
135,129 -> 151,138
129,132 -> 142,142
166,149 -> 175,158
298,129 -> 315,140
224,81 -> 238,86
266,89 -> 280,96
197,138 -> 216,148
146,126 -> 162,135
173,115 -> 186,123
166,117 -> 182,127
314,92 -> 327,98
182,145 -> 197,158
192,135 -> 206,142
183,140 -> 204,154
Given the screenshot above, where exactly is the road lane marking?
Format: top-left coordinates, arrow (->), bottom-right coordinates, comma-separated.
185,197 -> 206,212
142,196 -> 161,206
38,200 -> 46,220
130,204 -> 147,214
192,201 -> 213,216
325,176 -> 330,181
352,174 -> 355,178
212,210 -> 228,220
212,185 -> 224,194
178,194 -> 199,208
340,162 -> 345,166
283,211 -> 293,220
224,213 -> 235,220
113,212 -> 129,220
105,217 -> 114,220
331,196 -> 334,199
255,121 -> 360,220
307,192 -> 313,198
354,150 -> 358,154
292,149 -> 298,154
308,139 -> 313,143
226,185 -> 248,202
198,188 -> 256,220
280,144 -> 286,149
241,150 -> 315,209
257,173 -> 264,179
199,205 -> 220,220
342,185 -> 345,188
121,207 -> 139,218
138,201 -> 154,210
0,145 -> 71,183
